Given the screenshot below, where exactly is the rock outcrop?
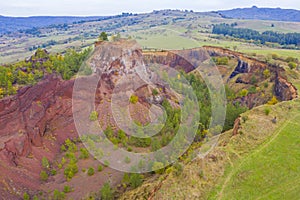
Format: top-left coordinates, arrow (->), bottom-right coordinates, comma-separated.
275,76 -> 298,101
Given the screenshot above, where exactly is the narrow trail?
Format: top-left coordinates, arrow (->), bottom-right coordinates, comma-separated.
217,114 -> 300,200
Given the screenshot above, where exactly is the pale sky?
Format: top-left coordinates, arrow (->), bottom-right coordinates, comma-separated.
0,0 -> 299,17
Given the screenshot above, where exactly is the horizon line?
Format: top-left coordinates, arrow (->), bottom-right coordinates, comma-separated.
1,5 -> 299,18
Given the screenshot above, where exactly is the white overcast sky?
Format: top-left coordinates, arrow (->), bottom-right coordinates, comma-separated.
0,0 -> 299,17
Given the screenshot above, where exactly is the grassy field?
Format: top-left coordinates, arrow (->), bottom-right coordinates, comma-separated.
236,20 -> 300,33
213,115 -> 300,199
239,48 -> 300,60
206,99 -> 300,200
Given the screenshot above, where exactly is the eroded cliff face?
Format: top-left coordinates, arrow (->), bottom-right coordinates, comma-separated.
143,48 -> 209,73
0,75 -> 77,198
275,76 -> 297,101
143,46 -> 297,107
0,75 -> 74,156
203,46 -> 297,103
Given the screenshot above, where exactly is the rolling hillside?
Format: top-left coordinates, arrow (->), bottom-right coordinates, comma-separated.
1,9 -> 300,64
218,6 -> 300,22
0,16 -> 104,34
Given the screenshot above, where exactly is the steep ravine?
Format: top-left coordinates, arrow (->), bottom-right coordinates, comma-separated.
0,42 -> 297,199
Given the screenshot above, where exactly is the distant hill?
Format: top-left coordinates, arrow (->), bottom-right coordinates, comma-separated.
217,6 -> 300,22
0,16 -> 103,34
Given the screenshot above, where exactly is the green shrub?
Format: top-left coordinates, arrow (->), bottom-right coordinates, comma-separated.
250,75 -> 257,84
151,138 -> 161,151
127,147 -> 132,152
264,107 -> 271,116
152,89 -> 159,95
122,173 -> 130,184
173,162 -> 183,176
117,130 -> 127,142
98,32 -> 108,41
286,56 -> 298,63
64,162 -> 78,180
110,137 -> 119,145
63,185 -> 71,193
165,166 -> 174,174
104,126 -> 114,139
40,170 -> 48,181
87,167 -> 95,176
128,136 -> 151,147
51,169 -> 57,176
23,192 -> 30,200
104,160 -> 110,167
263,69 -> 271,78
223,103 -> 248,131
60,144 -> 67,152
52,189 -> 65,200
267,96 -> 278,105
288,62 -> 297,69
129,95 -> 139,104
61,157 -> 66,165
64,139 -> 77,152
100,182 -> 114,200
198,169 -> 204,178
248,86 -> 257,94
89,111 -> 99,121
239,89 -> 248,97
129,173 -> 143,189
79,148 -> 89,159
213,56 -> 229,65
98,165 -> 103,172
33,195 -> 39,200
42,157 -> 50,169
264,82 -> 269,88
151,162 -> 165,174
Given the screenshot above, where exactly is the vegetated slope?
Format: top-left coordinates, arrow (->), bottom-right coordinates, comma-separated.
120,99 -> 300,200
218,6 -> 300,22
0,16 -> 102,34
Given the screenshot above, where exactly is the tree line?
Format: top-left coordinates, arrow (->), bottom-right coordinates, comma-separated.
0,47 -> 92,98
212,23 -> 300,47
